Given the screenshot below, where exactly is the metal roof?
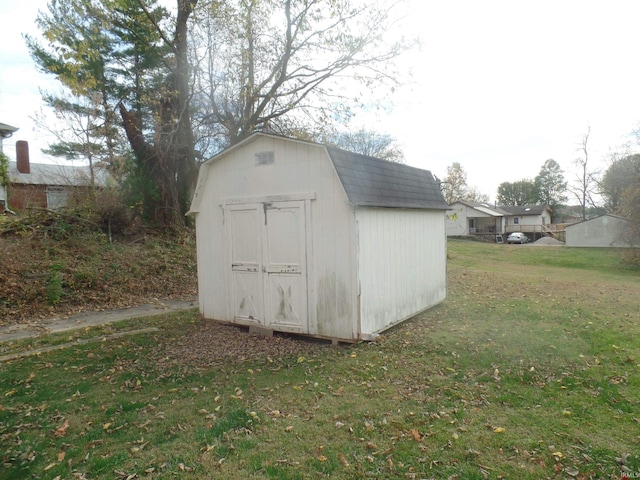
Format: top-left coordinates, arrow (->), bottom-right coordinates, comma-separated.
0,122 -> 19,138
325,146 -> 449,210
9,162 -> 110,187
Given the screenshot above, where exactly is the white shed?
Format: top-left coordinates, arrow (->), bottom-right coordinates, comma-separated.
565,214 -> 632,247
188,133 -> 449,342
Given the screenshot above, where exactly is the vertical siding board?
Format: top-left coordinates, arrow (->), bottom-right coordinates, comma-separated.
357,208 -> 446,336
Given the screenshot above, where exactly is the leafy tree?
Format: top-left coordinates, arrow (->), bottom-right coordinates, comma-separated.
33,92 -> 122,189
28,0 -> 409,228
496,180 -> 537,206
441,162 -> 468,204
600,153 -> 640,213
324,129 -> 404,162
534,158 -> 567,219
26,0 -> 183,225
0,151 -> 9,188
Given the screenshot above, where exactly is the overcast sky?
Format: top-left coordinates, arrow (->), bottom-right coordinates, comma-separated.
2,0 -> 640,203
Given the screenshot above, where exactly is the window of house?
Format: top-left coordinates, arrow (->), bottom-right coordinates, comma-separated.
46,186 -> 68,210
513,217 -> 519,225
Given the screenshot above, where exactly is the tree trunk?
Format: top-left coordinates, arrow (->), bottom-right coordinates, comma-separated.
116,0 -> 199,229
174,0 -> 199,218
118,102 -> 183,228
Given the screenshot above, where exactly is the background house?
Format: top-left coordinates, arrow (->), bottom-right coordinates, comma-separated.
446,201 -> 554,242
6,146 -> 107,211
189,133 -> 449,342
499,205 -> 553,236
446,201 -> 504,238
565,214 -> 633,247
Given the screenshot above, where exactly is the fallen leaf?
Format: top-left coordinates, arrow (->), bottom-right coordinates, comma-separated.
493,427 -> 505,433
317,455 -> 327,462
54,419 -> 70,437
410,428 -> 421,441
102,422 -> 112,430
338,453 -> 349,466
57,451 -> 65,462
333,386 -> 344,396
285,426 -> 294,432
44,463 -> 57,471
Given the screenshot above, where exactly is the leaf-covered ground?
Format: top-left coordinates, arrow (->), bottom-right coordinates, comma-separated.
0,229 -> 197,325
1,238 -> 639,479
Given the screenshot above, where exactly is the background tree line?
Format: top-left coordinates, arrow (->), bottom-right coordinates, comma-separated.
26,0 -> 408,229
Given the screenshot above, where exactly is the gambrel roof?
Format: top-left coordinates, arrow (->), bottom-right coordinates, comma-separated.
325,146 -> 448,210
190,133 -> 449,213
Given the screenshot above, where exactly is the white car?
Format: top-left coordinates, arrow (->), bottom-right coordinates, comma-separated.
507,232 -> 529,244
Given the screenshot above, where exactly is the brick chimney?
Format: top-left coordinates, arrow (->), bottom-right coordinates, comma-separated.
16,140 -> 30,174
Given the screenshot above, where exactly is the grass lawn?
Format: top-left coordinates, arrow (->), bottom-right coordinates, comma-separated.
1,240 -> 639,479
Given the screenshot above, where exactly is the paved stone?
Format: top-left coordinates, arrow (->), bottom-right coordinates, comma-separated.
0,299 -> 197,343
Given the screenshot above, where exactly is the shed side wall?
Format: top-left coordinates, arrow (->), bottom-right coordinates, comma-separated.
356,208 -> 447,335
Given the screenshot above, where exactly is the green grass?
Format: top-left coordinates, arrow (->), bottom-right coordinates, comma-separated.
1,240 -> 639,479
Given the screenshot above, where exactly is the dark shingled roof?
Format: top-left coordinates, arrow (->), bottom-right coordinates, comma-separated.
325,146 -> 449,210
498,205 -> 551,216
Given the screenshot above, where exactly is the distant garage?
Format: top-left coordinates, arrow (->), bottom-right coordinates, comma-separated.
188,133 -> 449,342
565,214 -> 632,247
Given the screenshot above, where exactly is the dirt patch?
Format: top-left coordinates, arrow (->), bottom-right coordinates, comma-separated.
531,236 -> 565,246
156,320 -> 330,368
0,232 -> 197,326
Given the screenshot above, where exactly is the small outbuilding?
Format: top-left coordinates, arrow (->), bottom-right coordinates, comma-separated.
565,214 -> 632,247
188,133 -> 449,342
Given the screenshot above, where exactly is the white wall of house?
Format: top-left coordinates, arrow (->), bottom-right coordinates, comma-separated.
445,202 -> 469,235
446,202 -> 502,236
507,214 -> 543,228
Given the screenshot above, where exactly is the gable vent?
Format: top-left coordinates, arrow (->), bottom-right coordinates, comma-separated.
255,151 -> 275,166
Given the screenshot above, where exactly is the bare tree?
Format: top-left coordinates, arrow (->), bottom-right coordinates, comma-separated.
570,126 -> 600,220
324,129 -> 404,162
190,0 -> 409,153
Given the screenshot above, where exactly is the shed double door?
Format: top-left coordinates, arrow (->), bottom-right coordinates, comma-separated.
227,201 -> 308,332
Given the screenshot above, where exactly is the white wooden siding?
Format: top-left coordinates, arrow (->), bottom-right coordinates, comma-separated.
356,208 -> 447,336
193,135 -> 357,339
